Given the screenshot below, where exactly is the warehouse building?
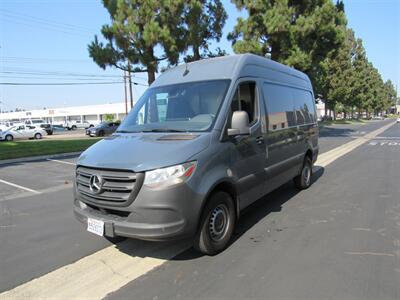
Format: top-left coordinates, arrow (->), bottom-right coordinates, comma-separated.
0,102 -> 131,124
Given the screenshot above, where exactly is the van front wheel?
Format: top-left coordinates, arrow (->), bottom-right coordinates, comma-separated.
194,191 -> 236,255
294,156 -> 312,190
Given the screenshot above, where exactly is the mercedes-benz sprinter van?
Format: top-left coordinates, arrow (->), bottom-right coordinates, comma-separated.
74,54 -> 319,255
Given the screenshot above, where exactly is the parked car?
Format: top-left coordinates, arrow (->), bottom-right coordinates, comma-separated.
85,121 -> 120,137
372,115 -> 385,120
74,54 -> 319,255
39,123 -> 54,135
0,122 -> 15,131
0,125 -> 47,141
64,120 -> 97,130
24,118 -> 46,127
396,117 -> 400,123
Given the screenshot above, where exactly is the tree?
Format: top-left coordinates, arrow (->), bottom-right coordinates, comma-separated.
182,0 -> 227,62
321,29 -> 354,118
228,0 -> 347,96
383,80 -> 397,112
88,0 -> 183,85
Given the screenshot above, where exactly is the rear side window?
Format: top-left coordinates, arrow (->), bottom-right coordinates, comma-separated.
292,89 -> 316,124
263,83 -> 296,131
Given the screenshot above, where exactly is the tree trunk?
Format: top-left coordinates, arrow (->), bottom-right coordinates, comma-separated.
147,70 -> 156,85
146,46 -> 157,85
270,40 -> 281,61
193,46 -> 201,61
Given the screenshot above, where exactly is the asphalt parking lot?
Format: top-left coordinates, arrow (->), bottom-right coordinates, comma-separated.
0,119 -> 398,298
0,156 -> 78,201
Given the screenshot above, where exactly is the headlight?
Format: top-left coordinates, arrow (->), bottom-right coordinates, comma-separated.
144,161 -> 197,188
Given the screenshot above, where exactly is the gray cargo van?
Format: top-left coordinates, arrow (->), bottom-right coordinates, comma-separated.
74,54 -> 318,255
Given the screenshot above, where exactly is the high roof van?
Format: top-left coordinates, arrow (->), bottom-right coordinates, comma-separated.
74,54 -> 319,255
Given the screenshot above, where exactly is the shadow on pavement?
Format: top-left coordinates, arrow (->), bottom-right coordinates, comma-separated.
112,168 -> 325,260
319,126 -> 356,138
173,166 -> 325,260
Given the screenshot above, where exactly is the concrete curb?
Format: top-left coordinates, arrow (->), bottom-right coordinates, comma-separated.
0,152 -> 81,166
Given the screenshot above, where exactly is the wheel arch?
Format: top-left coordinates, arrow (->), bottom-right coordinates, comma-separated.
200,179 -> 239,224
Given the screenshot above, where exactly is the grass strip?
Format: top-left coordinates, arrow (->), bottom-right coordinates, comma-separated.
0,138 -> 100,160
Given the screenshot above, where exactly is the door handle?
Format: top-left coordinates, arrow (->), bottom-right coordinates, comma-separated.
256,136 -> 264,144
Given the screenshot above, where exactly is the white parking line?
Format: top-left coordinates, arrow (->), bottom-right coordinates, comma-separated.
46,158 -> 76,166
0,179 -> 41,194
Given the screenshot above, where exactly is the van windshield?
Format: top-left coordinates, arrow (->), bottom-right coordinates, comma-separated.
118,80 -> 230,133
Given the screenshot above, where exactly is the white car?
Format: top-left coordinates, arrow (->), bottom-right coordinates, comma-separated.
0,125 -> 47,141
63,120 -> 97,130
397,117 -> 400,123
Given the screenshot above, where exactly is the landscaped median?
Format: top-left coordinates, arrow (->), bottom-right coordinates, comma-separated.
0,138 -> 101,160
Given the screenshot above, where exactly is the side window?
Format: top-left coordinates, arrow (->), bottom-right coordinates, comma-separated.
292,89 -> 316,125
230,82 -> 258,126
156,93 -> 168,122
263,83 -> 295,131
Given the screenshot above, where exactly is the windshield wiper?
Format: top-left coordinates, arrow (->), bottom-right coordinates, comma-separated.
116,130 -> 140,133
142,128 -> 186,133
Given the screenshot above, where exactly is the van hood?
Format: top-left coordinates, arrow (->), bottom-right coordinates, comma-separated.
77,133 -> 211,172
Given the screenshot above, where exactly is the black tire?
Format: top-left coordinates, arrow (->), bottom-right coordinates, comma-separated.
34,133 -> 42,140
104,235 -> 127,244
294,156 -> 312,190
89,124 -> 94,128
98,130 -> 105,137
5,134 -> 13,142
71,125 -> 77,130
194,191 -> 236,255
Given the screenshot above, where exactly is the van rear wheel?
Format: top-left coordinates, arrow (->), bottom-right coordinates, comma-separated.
294,156 -> 312,190
194,191 -> 236,255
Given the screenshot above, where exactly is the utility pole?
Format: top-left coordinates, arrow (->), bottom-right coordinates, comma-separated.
123,71 -> 128,115
128,70 -> 133,108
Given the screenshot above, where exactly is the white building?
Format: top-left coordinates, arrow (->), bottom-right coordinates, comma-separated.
0,102 -> 132,124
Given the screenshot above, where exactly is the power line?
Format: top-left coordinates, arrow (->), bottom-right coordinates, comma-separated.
0,69 -> 148,81
1,16 -> 93,37
0,82 -> 123,86
0,8 -> 96,33
0,81 -> 148,86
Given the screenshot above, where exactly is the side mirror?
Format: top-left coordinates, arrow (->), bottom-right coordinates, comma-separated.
228,111 -> 250,136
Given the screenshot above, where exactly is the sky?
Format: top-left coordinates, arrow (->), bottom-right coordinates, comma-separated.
0,0 -> 399,111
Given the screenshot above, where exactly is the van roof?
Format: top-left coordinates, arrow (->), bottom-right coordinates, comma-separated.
152,53 -> 312,90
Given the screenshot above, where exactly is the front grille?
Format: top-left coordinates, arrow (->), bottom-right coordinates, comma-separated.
76,166 -> 144,206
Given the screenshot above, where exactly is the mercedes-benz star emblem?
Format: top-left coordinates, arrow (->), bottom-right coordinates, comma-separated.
89,174 -> 103,194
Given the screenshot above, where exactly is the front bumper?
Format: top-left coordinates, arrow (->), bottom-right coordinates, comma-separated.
73,181 -> 203,241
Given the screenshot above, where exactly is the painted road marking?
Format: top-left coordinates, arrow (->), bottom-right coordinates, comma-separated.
0,179 -> 41,194
0,121 -> 395,300
0,240 -> 189,300
368,141 -> 400,146
46,158 -> 76,166
316,121 -> 394,167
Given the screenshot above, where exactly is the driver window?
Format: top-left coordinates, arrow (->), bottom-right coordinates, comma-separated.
229,82 -> 258,126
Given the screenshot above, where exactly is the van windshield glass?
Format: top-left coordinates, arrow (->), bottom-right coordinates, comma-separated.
118,80 -> 230,133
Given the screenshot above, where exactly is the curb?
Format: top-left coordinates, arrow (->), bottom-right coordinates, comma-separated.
0,152 -> 81,166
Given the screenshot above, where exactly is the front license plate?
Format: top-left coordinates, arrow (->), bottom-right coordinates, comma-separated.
87,218 -> 104,236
